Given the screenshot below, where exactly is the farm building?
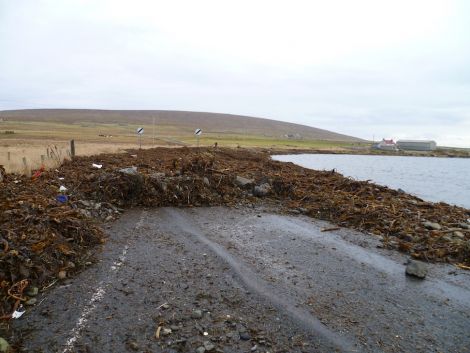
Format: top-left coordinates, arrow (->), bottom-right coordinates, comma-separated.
376,139 -> 397,151
396,140 -> 437,151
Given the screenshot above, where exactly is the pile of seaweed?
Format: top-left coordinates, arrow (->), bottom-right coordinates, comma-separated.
1,147 -> 469,318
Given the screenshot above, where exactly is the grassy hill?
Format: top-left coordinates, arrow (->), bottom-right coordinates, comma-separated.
0,109 -> 362,142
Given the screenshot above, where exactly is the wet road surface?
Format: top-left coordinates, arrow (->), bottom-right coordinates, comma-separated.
14,206 -> 470,352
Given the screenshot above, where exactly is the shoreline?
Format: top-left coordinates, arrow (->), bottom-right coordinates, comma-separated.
266,147 -> 470,158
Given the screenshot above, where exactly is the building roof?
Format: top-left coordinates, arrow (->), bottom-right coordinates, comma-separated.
397,140 -> 436,143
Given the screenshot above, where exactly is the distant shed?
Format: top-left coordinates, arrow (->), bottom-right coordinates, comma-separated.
396,140 -> 437,151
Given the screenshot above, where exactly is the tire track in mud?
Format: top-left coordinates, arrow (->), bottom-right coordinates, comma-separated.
160,208 -> 357,353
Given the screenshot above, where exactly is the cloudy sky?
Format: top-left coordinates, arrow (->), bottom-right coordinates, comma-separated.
1,0 -> 469,146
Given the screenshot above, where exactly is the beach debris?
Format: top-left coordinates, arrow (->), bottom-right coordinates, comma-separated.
59,185 -> 67,192
155,326 -> 162,339
406,260 -> 428,279
321,227 -> 341,232
1,146 -> 469,318
56,194 -> 68,203
31,165 -> 45,180
11,305 -> 25,319
92,163 -> 103,169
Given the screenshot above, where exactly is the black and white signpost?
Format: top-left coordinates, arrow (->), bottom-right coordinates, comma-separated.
137,127 -> 144,149
194,128 -> 202,148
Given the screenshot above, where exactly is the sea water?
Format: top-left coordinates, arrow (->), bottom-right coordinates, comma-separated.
273,154 -> 470,209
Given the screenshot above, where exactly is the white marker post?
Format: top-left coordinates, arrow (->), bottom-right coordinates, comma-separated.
194,128 -> 202,148
137,127 -> 144,149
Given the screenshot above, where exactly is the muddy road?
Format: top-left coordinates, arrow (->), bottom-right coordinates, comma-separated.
14,206 -> 470,353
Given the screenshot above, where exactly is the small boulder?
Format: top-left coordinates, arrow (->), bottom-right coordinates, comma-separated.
234,176 -> 254,188
253,183 -> 271,197
453,231 -> 465,239
191,309 -> 203,319
58,270 -> 67,279
119,167 -> 139,175
423,221 -> 441,231
26,286 -> 39,297
0,338 -> 9,352
25,298 -> 37,306
203,177 -> 210,187
203,341 -> 215,351
239,331 -> 251,341
406,260 -> 428,279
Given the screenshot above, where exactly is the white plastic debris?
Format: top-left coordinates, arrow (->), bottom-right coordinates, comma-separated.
58,177 -> 65,180
92,163 -> 103,169
59,185 -> 67,192
12,305 -> 25,319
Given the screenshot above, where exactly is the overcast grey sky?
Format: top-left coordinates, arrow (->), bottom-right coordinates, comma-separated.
1,0 -> 469,146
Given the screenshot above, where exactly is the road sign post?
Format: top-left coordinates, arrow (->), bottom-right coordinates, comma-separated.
194,128 -> 202,148
137,127 -> 144,149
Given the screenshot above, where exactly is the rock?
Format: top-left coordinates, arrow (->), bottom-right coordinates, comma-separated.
253,183 -> 271,197
401,234 -> 413,242
105,215 -> 113,222
203,177 -> 210,186
119,167 -> 139,175
251,345 -> 258,352
442,236 -> 453,242
58,270 -> 67,279
423,221 -> 441,231
26,298 -> 37,306
453,231 -> 465,239
196,347 -> 206,353
239,331 -> 251,341
458,223 -> 470,230
406,260 -> 428,279
0,337 -> 9,352
150,172 -> 166,179
203,341 -> 215,351
234,176 -> 254,188
162,328 -> 172,336
26,286 -> 39,297
191,309 -> 203,319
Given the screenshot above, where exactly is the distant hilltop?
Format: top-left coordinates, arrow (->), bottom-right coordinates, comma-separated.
0,109 -> 363,142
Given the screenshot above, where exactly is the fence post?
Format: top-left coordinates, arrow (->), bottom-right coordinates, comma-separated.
7,152 -> 10,161
70,140 -> 75,158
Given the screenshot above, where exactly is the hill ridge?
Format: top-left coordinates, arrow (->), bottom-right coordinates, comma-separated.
0,109 -> 362,142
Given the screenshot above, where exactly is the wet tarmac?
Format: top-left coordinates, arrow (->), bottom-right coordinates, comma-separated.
14,206 -> 470,353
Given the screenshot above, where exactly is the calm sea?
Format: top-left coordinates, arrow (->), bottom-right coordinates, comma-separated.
273,154 -> 470,209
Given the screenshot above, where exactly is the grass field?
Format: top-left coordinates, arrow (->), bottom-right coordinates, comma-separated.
0,120 -> 367,174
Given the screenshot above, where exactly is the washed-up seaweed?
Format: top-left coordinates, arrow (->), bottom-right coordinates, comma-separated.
1,147 -> 469,317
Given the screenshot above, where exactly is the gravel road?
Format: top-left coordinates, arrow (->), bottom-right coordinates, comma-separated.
14,206 -> 470,353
